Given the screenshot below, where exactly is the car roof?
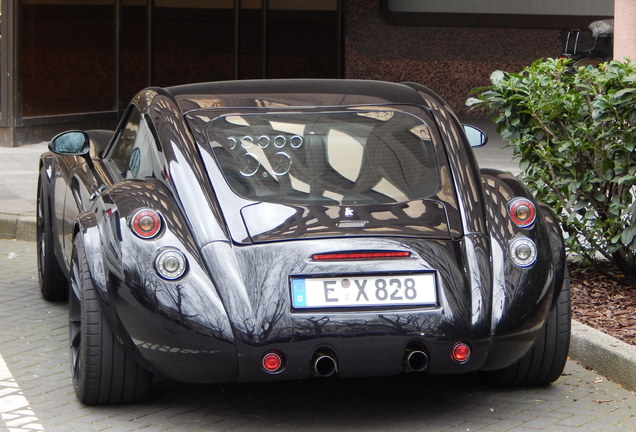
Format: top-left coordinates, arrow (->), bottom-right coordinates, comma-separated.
157,79 -> 440,113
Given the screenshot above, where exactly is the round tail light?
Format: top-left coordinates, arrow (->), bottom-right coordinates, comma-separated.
154,249 -> 187,280
451,342 -> 471,363
131,209 -> 162,239
262,352 -> 284,373
509,198 -> 536,228
509,236 -> 537,268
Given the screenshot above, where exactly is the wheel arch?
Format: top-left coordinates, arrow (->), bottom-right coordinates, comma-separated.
481,168 -> 567,301
536,202 -> 567,305
74,212 -> 109,296
480,168 -> 567,371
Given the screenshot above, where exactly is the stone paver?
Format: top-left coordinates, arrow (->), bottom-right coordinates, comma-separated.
0,239 -> 634,432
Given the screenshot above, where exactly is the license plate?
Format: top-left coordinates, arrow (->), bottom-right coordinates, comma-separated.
290,273 -> 436,309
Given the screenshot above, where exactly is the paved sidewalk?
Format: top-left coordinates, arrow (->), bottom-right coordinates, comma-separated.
0,142 -> 47,218
0,142 -> 47,242
1,239 -> 635,432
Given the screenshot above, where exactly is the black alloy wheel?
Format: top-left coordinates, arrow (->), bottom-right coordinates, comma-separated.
69,235 -> 152,404
36,172 -> 67,301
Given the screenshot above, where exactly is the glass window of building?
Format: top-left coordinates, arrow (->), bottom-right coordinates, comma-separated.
237,0 -> 263,79
266,0 -> 339,78
152,0 -> 235,87
19,0 -> 116,117
120,0 -> 150,110
14,0 -> 341,123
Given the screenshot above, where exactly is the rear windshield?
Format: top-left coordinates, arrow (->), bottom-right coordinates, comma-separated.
204,109 -> 440,205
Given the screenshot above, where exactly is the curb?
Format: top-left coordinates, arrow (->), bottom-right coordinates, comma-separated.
0,215 -> 634,391
569,320 -> 636,391
0,213 -> 36,242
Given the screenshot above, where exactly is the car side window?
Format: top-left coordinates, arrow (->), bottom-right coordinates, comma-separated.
108,107 -> 157,179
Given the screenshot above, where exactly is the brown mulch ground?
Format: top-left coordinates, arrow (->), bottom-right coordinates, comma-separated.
569,263 -> 636,346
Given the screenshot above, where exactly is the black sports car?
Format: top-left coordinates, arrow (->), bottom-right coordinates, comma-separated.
37,79 -> 570,405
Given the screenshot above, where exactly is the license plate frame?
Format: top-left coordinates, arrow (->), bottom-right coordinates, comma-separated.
290,272 -> 437,310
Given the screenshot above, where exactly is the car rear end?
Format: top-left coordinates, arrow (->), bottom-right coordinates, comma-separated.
185,104 -> 496,380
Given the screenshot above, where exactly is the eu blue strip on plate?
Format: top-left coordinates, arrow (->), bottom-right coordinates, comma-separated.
291,279 -> 307,307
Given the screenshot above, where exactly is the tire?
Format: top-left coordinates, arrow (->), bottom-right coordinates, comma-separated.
491,272 -> 571,386
36,172 -> 68,301
69,235 -> 152,404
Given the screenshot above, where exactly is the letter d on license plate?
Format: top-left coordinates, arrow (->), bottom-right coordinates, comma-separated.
290,273 -> 436,309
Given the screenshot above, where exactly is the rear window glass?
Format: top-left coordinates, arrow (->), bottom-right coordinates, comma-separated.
205,109 -> 440,205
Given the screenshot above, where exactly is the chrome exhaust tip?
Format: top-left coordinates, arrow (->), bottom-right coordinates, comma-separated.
405,349 -> 429,372
312,352 -> 338,377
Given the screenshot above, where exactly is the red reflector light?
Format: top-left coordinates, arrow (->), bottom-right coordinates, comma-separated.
312,251 -> 411,261
509,198 -> 536,228
262,352 -> 283,373
451,342 -> 471,363
131,209 -> 161,239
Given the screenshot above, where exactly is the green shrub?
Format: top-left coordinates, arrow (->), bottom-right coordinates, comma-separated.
467,58 -> 636,285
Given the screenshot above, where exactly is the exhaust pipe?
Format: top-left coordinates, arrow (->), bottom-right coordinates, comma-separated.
312,351 -> 338,377
404,349 -> 429,372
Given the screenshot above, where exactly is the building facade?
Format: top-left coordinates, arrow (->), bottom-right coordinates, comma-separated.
0,0 -> 614,146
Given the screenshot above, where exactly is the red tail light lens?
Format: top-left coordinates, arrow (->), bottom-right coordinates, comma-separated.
509,198 -> 536,228
312,251 -> 411,261
451,342 -> 471,363
131,209 -> 161,239
262,352 -> 284,373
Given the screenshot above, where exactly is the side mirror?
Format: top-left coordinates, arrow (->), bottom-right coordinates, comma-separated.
463,125 -> 488,148
49,131 -> 90,156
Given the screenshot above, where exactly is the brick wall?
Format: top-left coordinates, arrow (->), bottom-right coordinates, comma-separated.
344,0 -> 563,116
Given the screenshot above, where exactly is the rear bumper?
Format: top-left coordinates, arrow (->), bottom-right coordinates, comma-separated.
123,318 -> 541,383
127,323 -> 493,383
234,335 -> 493,382
108,235 -> 554,383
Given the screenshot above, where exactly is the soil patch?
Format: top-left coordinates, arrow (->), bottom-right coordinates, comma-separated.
570,263 -> 636,346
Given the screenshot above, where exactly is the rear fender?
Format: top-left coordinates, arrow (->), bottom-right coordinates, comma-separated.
481,169 -> 566,300
85,178 -> 237,380
537,202 -> 566,304
480,169 -> 566,369
75,212 -> 108,295
73,216 -> 159,376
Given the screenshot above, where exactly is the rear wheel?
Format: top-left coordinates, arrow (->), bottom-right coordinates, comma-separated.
36,172 -> 67,301
491,272 -> 571,386
69,235 -> 152,404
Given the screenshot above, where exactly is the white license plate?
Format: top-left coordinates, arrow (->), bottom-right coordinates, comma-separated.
290,273 -> 436,309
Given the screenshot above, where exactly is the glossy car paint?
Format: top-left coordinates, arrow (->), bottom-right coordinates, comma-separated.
40,79 -> 566,383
